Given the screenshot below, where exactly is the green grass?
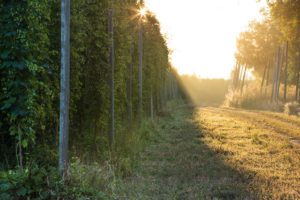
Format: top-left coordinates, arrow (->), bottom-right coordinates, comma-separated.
115,105 -> 253,199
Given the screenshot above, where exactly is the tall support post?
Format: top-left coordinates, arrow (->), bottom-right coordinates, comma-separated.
150,57 -> 154,120
159,67 -> 164,110
59,0 -> 70,178
138,20 -> 143,120
127,43 -> 133,123
108,9 -> 115,147
150,87 -> 154,121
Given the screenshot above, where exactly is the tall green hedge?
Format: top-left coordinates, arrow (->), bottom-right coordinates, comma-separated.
0,0 -> 180,169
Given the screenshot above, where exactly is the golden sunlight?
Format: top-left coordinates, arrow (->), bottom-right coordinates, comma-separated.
139,7 -> 147,18
145,0 -> 266,79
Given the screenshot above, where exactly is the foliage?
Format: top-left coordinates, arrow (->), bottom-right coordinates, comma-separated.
112,119 -> 160,176
284,101 -> 300,115
235,0 -> 300,80
0,0 -> 181,198
0,0 -> 179,165
230,0 -> 300,109
225,81 -> 284,111
0,0 -> 53,168
0,165 -> 109,199
0,107 -> 167,199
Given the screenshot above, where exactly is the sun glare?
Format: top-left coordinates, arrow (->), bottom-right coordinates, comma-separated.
139,7 -> 147,17
145,0 -> 266,79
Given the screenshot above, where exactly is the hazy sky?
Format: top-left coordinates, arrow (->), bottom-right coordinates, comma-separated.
145,0 -> 266,79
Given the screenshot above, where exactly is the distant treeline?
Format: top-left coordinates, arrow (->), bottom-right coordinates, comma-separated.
234,0 -> 300,103
180,75 -> 229,105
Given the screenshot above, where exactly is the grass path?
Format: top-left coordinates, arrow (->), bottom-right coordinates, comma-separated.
115,105 -> 300,199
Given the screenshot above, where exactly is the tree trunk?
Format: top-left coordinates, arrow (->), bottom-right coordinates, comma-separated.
271,50 -> 279,102
235,62 -> 241,90
284,41 -> 288,102
296,71 -> 300,102
276,46 -> 283,103
240,65 -> 247,96
236,63 -> 243,90
232,62 -> 238,87
296,54 -> 300,101
265,59 -> 270,97
260,62 -> 268,95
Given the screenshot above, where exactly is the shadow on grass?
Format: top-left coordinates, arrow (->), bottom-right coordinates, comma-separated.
117,107 -> 257,200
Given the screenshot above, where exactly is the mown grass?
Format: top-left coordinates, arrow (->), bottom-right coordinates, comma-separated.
116,104 -> 254,199
211,107 -> 300,139
198,107 -> 300,199
114,104 -> 300,199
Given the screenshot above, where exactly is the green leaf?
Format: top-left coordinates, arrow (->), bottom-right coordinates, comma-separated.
0,193 -> 11,200
11,109 -> 28,117
14,61 -> 26,70
1,97 -> 16,110
0,50 -> 10,59
4,31 -> 16,37
1,61 -> 25,70
16,187 -> 28,196
0,183 -> 11,192
21,140 -> 28,148
1,61 -> 13,68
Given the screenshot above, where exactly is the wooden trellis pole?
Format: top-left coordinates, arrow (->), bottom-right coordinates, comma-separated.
108,8 -> 115,147
59,0 -> 70,178
138,20 -> 143,120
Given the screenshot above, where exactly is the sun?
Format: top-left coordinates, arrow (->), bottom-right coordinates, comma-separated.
129,6 -> 148,22
139,7 -> 147,17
